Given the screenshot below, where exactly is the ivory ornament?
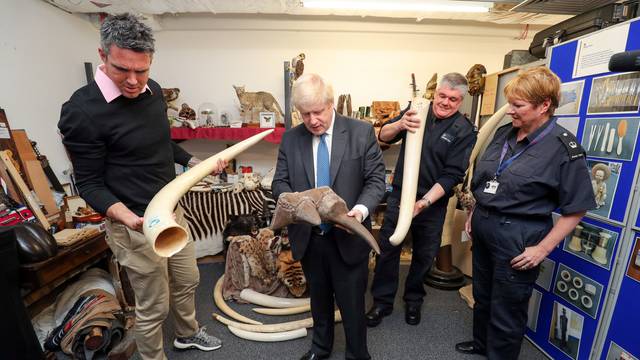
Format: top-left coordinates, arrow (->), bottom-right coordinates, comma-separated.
389,98 -> 430,245
143,129 -> 274,257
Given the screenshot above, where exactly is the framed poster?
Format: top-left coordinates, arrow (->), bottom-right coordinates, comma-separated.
549,301 -> 584,360
557,80 -> 585,116
588,72 -> 640,115
580,117 -> 640,161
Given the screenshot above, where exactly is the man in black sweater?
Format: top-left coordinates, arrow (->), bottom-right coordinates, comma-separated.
366,73 -> 477,327
58,13 -> 223,360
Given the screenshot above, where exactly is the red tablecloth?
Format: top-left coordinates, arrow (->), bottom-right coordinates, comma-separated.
171,127 -> 285,144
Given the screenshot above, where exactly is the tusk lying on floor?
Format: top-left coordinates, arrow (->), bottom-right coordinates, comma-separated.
252,305 -> 311,315
213,310 -> 342,333
213,275 -> 263,325
227,326 -> 308,342
240,288 -> 310,308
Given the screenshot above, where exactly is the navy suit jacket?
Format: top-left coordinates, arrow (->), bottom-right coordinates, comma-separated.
272,113 -> 385,265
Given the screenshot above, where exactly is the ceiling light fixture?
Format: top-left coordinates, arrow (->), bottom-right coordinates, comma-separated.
303,1 -> 492,13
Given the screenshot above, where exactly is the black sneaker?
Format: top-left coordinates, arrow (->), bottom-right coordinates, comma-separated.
173,326 -> 222,351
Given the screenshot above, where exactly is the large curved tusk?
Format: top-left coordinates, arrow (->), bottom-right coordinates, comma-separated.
252,304 -> 311,315
389,98 -> 430,246
213,310 -> 342,333
213,275 -> 263,325
144,130 -> 274,257
227,326 -> 307,342
240,288 -> 310,308
466,104 -> 509,181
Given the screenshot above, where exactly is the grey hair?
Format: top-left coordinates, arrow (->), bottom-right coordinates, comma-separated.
291,73 -> 334,109
100,13 -> 155,55
438,72 -> 468,96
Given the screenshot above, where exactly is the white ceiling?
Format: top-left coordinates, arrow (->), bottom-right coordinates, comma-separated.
43,0 -> 582,26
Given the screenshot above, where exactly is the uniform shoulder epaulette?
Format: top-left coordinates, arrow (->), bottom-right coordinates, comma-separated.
556,130 -> 585,160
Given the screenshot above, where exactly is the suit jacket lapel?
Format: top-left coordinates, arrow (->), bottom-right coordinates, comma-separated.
330,114 -> 347,186
301,130 -> 315,188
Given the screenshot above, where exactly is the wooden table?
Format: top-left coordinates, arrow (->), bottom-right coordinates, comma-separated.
20,232 -> 110,315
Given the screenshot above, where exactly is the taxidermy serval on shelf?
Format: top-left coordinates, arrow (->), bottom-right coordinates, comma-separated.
233,85 -> 284,117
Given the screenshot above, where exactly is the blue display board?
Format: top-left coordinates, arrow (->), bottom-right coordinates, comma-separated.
526,217 -> 622,360
599,233 -> 640,360
524,18 -> 640,359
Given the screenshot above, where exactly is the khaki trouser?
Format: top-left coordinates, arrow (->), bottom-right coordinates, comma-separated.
105,207 -> 199,360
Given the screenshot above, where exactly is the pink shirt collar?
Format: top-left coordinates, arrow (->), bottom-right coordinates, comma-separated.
95,64 -> 152,103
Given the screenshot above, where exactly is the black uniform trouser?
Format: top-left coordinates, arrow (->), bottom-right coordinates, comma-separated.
301,232 -> 370,360
471,206 -> 552,360
370,195 -> 447,309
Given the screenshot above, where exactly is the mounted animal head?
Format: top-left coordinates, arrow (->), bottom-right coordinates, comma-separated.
270,187 -> 380,254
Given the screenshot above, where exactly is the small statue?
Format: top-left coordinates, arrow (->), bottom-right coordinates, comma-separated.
591,163 -> 610,209
423,73 -> 438,100
178,103 -> 196,120
161,88 -> 180,112
466,64 -> 487,96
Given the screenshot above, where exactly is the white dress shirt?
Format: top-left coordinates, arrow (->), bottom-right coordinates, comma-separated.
312,110 -> 369,221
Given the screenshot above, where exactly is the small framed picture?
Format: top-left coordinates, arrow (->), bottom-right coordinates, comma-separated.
64,195 -> 86,214
259,111 -> 276,128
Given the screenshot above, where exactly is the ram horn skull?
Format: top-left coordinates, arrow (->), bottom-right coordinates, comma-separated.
271,187 -> 380,254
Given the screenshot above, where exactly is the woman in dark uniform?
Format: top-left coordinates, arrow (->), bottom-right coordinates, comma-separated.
455,67 -> 596,360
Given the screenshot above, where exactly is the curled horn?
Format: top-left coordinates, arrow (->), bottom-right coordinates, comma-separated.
144,130 -> 274,257
389,98 -> 430,246
271,187 -> 380,254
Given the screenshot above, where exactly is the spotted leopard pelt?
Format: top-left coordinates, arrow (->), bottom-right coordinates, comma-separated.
222,228 -> 295,301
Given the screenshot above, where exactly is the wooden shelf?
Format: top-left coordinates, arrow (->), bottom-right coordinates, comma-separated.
171,126 -> 286,143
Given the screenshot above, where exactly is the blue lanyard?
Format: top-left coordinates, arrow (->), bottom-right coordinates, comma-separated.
495,119 -> 556,178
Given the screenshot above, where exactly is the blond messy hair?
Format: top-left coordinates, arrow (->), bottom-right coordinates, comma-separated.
504,67 -> 561,116
291,73 -> 334,110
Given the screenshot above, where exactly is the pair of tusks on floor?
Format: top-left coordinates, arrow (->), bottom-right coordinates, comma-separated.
388,100 -> 509,246
143,130 -> 274,257
213,275 -> 340,342
271,187 -> 380,254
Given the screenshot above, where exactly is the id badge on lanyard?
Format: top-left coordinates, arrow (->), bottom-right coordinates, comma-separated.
484,179 -> 499,194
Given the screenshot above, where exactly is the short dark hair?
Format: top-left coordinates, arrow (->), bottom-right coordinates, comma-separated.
100,13 -> 155,56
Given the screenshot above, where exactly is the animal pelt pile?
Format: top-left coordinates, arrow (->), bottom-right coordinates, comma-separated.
222,223 -> 307,302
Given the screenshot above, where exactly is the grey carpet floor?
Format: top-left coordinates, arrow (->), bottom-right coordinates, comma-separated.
136,262 -> 547,360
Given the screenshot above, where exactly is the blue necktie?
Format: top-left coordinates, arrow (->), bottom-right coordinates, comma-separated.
316,134 -> 331,232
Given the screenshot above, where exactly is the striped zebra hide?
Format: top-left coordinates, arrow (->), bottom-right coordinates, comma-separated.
179,189 -> 276,258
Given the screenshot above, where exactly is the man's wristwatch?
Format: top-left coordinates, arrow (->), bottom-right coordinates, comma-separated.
421,197 -> 432,207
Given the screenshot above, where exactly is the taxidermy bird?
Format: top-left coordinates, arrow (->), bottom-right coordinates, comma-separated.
423,73 -> 438,100
292,53 -> 306,80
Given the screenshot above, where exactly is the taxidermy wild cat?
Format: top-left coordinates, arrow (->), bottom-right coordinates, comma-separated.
233,85 -> 284,117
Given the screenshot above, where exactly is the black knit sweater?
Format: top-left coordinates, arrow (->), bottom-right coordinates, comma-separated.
58,79 -> 192,216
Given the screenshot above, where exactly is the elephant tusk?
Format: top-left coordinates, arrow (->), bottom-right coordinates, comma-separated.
227,326 -> 307,342
240,288 -> 310,308
213,275 -> 263,325
466,104 -> 509,181
252,305 -> 311,315
213,310 -> 342,333
389,98 -> 430,246
143,130 -> 274,257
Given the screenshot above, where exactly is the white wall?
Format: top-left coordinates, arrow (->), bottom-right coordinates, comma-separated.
0,6 -> 539,180
151,16 -> 537,174
0,0 -> 99,182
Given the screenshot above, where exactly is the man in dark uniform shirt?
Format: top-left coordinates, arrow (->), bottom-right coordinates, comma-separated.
366,73 -> 477,327
455,67 -> 595,359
